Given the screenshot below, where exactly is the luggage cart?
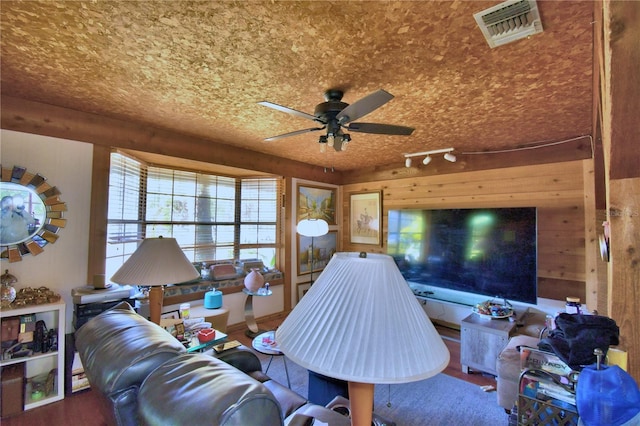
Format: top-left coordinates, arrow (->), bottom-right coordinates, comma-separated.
516,347 -> 586,425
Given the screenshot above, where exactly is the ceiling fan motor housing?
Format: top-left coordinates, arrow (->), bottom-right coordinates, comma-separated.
314,100 -> 349,123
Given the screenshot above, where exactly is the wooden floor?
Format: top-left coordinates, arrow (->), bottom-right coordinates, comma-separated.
1,316 -> 495,426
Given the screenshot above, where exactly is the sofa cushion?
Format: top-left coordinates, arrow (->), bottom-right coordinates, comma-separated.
137,353 -> 283,426
75,301 -> 186,395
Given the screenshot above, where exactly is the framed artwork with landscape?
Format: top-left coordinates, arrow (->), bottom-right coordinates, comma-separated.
349,191 -> 382,245
297,184 -> 336,225
297,230 -> 337,276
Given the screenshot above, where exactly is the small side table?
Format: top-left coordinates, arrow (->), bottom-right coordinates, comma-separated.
243,288 -> 272,338
460,312 -> 516,376
252,331 -> 290,389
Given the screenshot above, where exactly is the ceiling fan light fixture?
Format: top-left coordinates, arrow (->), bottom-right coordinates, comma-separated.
327,134 -> 335,147
319,135 -> 328,153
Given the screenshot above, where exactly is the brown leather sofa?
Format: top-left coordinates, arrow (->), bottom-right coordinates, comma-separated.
75,302 -> 350,426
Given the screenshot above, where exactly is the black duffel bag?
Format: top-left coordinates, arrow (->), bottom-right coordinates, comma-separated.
538,313 -> 619,369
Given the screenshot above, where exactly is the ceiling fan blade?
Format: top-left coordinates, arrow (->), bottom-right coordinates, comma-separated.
264,127 -> 325,142
347,122 -> 414,135
335,89 -> 394,124
258,101 -> 319,122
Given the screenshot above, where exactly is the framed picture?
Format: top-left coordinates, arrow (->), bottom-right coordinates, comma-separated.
297,230 -> 337,276
159,318 -> 185,339
349,191 -> 382,245
161,310 -> 180,320
297,282 -> 311,302
297,184 -> 337,225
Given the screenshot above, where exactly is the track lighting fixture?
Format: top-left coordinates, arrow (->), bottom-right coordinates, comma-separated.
403,147 -> 455,167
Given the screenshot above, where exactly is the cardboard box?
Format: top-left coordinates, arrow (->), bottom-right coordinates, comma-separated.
1,364 -> 25,418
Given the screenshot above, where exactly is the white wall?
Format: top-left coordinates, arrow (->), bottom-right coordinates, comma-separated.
1,130 -> 93,331
163,285 -> 285,326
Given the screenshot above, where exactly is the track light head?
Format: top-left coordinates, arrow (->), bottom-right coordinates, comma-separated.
444,152 -> 457,162
422,155 -> 432,165
405,158 -> 412,168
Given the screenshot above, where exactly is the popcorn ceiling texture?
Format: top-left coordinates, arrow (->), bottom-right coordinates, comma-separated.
0,1 -> 594,171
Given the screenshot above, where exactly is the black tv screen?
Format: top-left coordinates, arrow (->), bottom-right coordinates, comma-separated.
387,208 -> 537,305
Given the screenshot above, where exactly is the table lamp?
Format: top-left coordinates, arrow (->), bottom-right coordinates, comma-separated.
277,252 -> 450,426
296,218 -> 329,285
111,236 -> 200,324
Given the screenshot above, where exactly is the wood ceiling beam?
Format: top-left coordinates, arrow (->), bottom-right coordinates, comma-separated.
0,96 -> 343,185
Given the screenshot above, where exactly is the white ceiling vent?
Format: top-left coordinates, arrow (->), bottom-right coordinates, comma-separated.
474,0 -> 543,48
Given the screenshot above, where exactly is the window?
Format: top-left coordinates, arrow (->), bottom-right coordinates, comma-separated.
106,152 -> 281,281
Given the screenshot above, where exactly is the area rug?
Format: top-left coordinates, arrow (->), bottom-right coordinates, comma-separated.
256,352 -> 508,426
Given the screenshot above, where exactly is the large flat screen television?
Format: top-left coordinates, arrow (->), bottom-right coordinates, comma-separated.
387,207 -> 537,305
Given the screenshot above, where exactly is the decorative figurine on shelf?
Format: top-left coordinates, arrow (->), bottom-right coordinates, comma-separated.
244,268 -> 264,293
1,269 -> 17,308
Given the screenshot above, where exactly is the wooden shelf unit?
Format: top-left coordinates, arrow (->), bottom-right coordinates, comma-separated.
1,301 -> 66,411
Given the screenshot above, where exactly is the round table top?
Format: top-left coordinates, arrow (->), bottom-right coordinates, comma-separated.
252,331 -> 283,356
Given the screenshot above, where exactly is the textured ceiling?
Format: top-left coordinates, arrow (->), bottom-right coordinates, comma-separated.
0,1 -> 594,172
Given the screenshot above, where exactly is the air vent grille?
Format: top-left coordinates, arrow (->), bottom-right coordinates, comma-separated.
474,0 -> 543,48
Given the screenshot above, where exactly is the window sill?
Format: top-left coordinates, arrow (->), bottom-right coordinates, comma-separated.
162,271 -> 283,306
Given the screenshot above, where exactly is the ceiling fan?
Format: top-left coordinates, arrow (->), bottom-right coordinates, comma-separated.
259,89 -> 414,152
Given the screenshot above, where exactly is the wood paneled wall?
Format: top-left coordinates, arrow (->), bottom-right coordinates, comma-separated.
341,160 -> 598,306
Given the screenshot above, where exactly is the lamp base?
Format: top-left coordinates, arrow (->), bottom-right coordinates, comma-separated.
245,329 -> 268,338
149,286 -> 164,325
325,395 -> 396,426
348,382 -> 374,426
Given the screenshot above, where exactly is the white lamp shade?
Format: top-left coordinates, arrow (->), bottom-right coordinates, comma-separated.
297,219 -> 329,237
277,252 -> 450,384
111,237 -> 200,286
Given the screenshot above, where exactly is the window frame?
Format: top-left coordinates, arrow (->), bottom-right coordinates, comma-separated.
105,151 -> 282,282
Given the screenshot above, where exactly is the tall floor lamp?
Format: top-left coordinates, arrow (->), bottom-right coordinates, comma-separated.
111,236 -> 200,325
277,252 -> 450,426
296,218 -> 329,285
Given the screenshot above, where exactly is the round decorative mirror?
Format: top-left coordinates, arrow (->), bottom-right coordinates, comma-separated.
1,165 -> 67,262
